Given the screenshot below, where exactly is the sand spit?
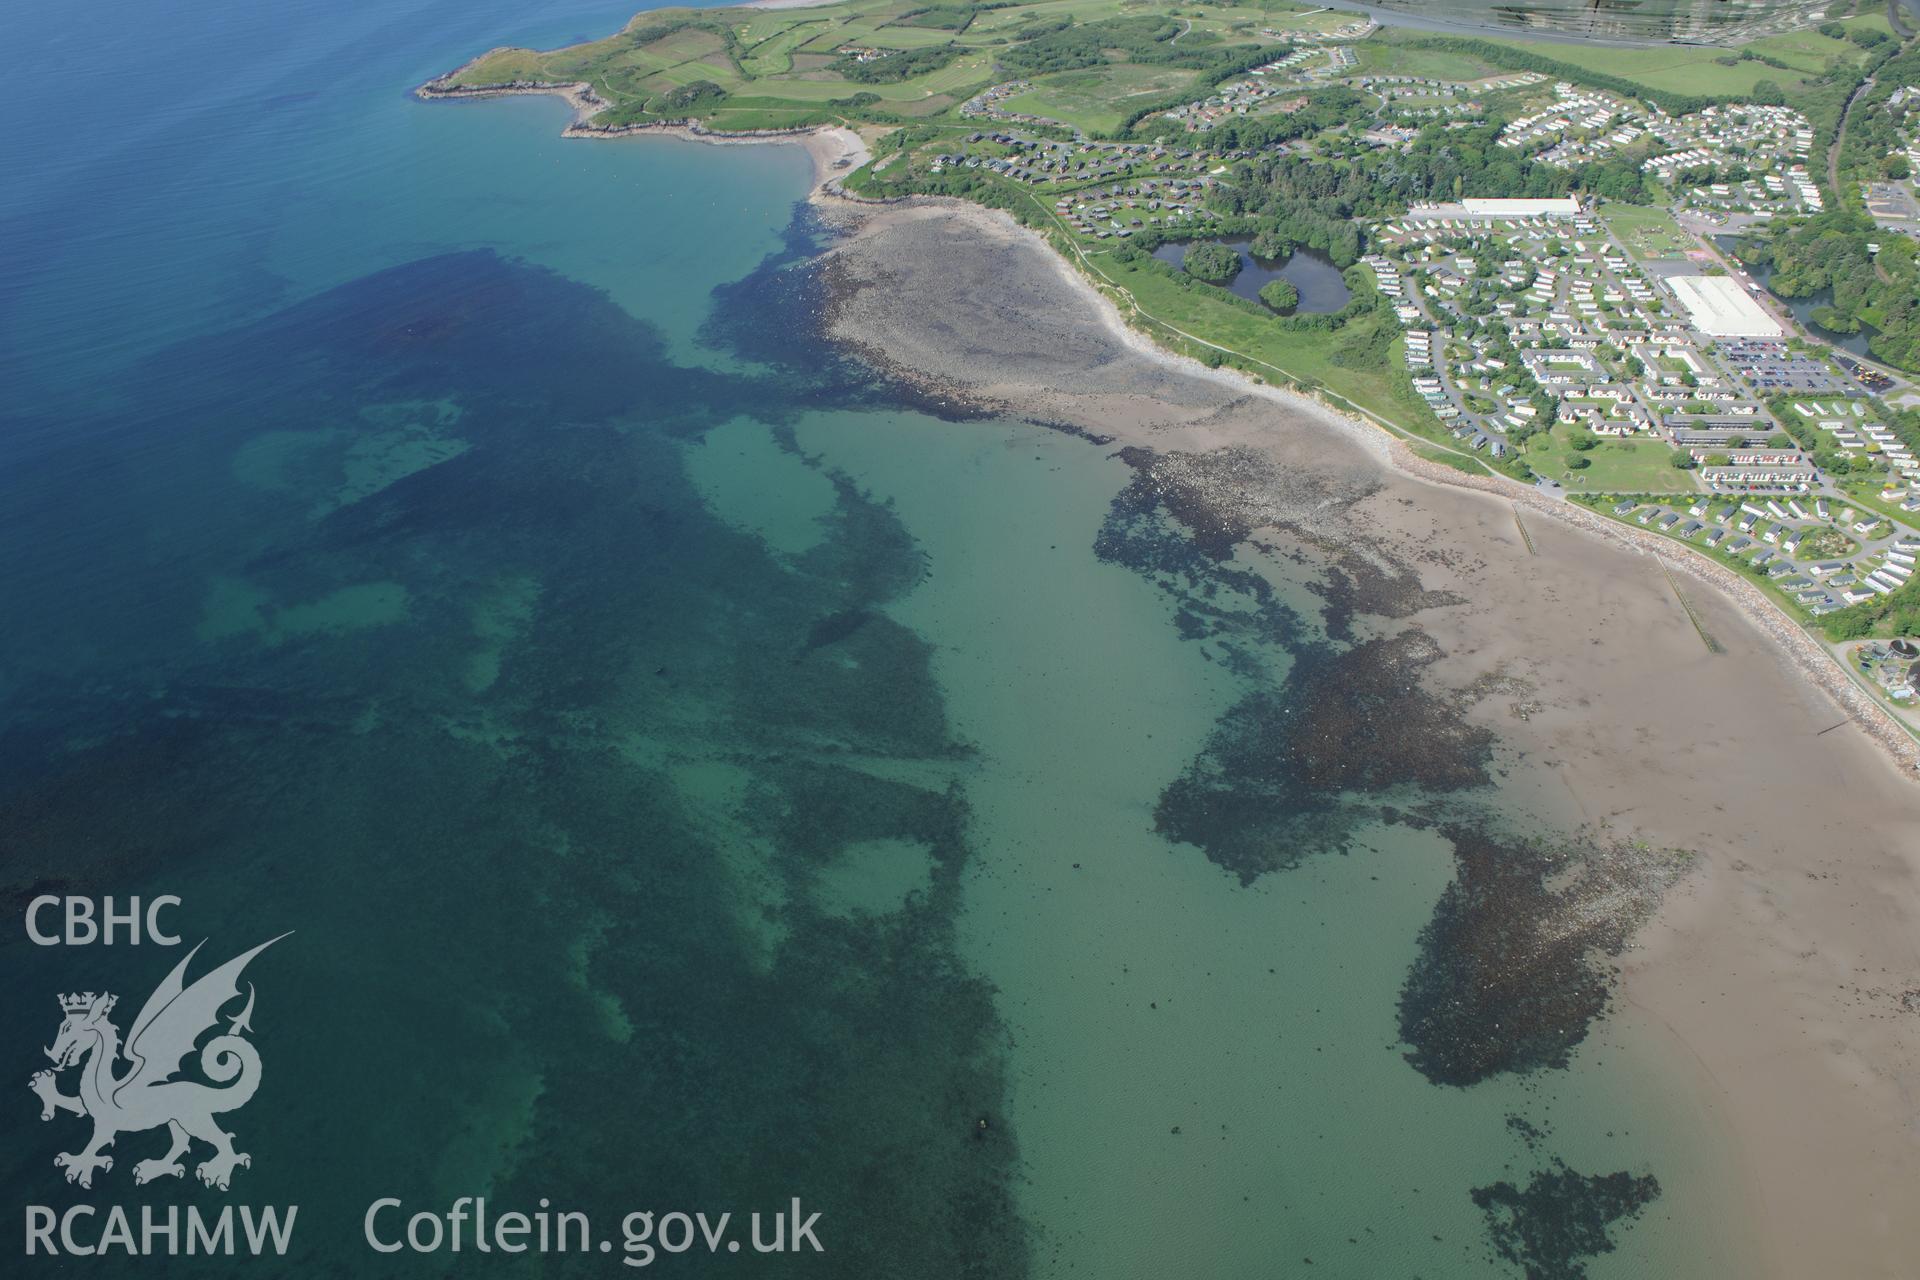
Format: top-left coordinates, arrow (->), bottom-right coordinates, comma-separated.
813,196 -> 1920,1279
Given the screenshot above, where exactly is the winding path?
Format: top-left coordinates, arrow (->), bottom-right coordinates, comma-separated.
1830,73 -> 1875,197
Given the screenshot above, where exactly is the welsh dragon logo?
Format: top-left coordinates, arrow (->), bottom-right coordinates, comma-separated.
28,936 -> 287,1190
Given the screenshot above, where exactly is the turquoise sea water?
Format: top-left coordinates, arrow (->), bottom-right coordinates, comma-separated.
2,1 -> 1756,1276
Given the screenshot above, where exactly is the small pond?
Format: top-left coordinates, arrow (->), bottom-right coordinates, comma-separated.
1714,235 -> 1879,357
1153,238 -> 1353,313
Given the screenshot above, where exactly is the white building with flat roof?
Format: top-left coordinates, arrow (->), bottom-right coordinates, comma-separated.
1461,197 -> 1579,217
1667,275 -> 1783,338
1405,196 -> 1580,221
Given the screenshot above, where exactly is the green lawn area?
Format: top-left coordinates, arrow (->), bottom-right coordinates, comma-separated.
1482,36 -> 1834,97
748,54 -> 996,100
1087,250 -> 1444,443
1747,12 -> 1895,72
1525,428 -> 1696,493
1001,65 -> 1203,135
965,0 -> 1136,35
1260,9 -> 1362,35
736,21 -> 829,76
1351,39 -> 1496,83
1482,15 -> 1886,100
1743,27 -> 1858,75
1599,202 -> 1693,261
966,0 -> 1310,40
1837,480 -> 1920,537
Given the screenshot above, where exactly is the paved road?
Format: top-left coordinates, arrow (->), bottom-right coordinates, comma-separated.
1317,0 -> 1827,48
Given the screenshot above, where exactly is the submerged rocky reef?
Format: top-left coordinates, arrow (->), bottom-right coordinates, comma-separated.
1155,629 -> 1494,881
1086,438 -> 1689,1275
1399,826 -> 1693,1087
0,246 -> 1028,1278
1472,1163 -> 1663,1280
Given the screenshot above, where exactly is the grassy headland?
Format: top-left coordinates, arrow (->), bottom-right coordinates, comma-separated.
425,0 -> 1920,639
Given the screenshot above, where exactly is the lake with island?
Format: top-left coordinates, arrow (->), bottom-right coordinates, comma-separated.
1152,238 -> 1354,313
1715,235 -> 1881,358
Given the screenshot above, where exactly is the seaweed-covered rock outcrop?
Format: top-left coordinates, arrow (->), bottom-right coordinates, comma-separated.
1400,826 -> 1693,1086
1156,629 -> 1495,881
1473,1163 -> 1662,1280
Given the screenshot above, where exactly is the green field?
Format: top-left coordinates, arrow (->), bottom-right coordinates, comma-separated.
1749,12 -> 1896,71
1525,428 -> 1697,493
1354,20 -> 1873,98
1599,202 -> 1694,261
1481,15 -> 1880,97
1001,65 -> 1203,135
1349,40 -> 1496,83
442,0 -> 1344,131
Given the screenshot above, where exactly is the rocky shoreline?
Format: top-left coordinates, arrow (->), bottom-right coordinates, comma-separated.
1389,442 -> 1920,776
805,195 -> 1920,1278
810,195 -> 1920,780
414,61 -> 611,121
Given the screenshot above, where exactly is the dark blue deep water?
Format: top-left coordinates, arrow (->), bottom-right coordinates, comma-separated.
0,2 -> 1745,1276
1,2 -> 1023,1274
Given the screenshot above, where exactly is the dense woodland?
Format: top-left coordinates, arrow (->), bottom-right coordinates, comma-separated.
832,43 -> 964,82
1737,215 -> 1920,372
1841,45 -> 1920,173
1000,15 -> 1262,78
1202,112 -> 1652,272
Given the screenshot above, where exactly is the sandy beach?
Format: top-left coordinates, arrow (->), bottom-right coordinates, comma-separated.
810,197 -> 1920,1278
408,71 -> 1920,1266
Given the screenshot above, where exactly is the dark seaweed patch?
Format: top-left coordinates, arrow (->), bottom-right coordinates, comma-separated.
0,246 -> 1027,1277
1302,546 -> 1464,643
1473,1163 -> 1661,1280
722,233 -> 1008,427
1097,444 -> 1456,641
1094,454 -> 1307,661
804,607 -> 878,653
745,758 -> 969,887
1094,442 -> 1501,875
1156,630 -> 1494,882
1399,826 -> 1691,1087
